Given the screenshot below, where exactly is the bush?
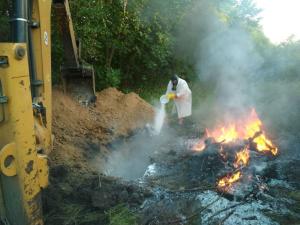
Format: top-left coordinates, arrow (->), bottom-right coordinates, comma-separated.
95,67 -> 121,90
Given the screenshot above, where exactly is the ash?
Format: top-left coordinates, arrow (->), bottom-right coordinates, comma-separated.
135,141 -> 300,225
104,127 -> 300,225
196,190 -> 278,225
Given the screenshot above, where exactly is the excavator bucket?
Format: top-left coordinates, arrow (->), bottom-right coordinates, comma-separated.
53,0 -> 96,104
61,65 -> 96,105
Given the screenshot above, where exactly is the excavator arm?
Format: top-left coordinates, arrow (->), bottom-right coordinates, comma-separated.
53,0 -> 96,104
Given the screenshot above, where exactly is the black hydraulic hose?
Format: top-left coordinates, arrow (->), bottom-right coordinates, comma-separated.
10,0 -> 38,99
10,0 -> 28,43
27,0 -> 38,98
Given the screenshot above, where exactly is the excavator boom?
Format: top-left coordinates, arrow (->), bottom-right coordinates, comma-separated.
53,0 -> 96,104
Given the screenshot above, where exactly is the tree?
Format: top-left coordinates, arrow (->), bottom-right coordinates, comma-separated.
0,0 -> 10,42
50,0 -> 299,94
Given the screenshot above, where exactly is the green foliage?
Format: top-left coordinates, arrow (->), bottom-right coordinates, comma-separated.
50,0 -> 300,100
218,0 -> 261,26
51,12 -> 64,84
95,67 -> 121,90
0,0 -> 10,42
51,0 -> 191,90
106,204 -> 138,225
44,203 -> 105,225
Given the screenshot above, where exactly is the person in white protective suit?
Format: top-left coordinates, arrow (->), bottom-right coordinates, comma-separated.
166,74 -> 192,125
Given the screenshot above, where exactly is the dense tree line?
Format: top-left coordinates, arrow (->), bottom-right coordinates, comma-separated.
52,0 -> 193,90
56,0 -> 299,91
0,0 -> 299,91
0,0 -> 10,42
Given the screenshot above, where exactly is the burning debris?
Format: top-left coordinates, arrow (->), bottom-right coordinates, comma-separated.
193,109 -> 277,154
218,171 -> 242,189
192,108 -> 279,191
233,147 -> 250,168
93,105 -> 299,225
83,104 -> 300,225
135,119 -> 300,225
138,152 -> 298,225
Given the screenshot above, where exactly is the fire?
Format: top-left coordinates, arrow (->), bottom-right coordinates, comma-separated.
193,108 -> 278,156
233,147 -> 250,168
244,109 -> 263,138
253,134 -> 278,155
218,171 -> 242,188
206,125 -> 238,143
192,108 -> 279,190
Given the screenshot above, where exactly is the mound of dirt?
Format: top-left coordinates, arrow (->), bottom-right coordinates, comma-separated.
91,88 -> 154,142
50,87 -> 155,174
44,87 -> 154,225
53,87 -> 154,145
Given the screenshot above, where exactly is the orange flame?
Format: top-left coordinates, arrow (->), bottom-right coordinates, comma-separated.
192,109 -> 278,190
218,171 -> 242,188
234,147 -> 250,168
253,134 -> 278,155
207,125 -> 238,143
193,109 -> 278,156
244,109 -> 263,138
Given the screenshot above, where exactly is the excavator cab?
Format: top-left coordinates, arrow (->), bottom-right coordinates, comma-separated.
53,0 -> 96,104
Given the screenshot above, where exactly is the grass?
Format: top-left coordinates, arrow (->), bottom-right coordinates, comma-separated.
105,204 -> 138,225
44,203 -> 105,225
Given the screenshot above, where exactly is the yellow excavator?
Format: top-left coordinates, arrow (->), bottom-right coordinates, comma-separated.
0,0 -> 95,224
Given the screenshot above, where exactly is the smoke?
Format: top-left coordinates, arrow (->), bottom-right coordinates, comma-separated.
176,0 -> 300,144
103,0 -> 300,180
172,0 -> 300,162
198,26 -> 263,111
176,1 -> 261,119
104,126 -> 177,180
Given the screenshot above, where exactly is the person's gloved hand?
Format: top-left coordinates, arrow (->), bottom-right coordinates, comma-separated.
167,93 -> 176,100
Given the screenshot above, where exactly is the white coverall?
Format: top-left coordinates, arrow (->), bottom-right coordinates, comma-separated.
166,77 -> 192,118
